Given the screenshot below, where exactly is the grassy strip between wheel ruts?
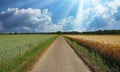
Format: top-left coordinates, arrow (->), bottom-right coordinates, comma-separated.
65,37 -> 120,72
1,35 -> 57,72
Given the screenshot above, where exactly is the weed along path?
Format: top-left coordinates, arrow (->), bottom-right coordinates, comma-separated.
31,36 -> 91,72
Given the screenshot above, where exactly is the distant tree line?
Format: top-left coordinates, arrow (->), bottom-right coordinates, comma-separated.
81,30 -> 120,34
0,30 -> 120,35
57,30 -> 120,34
56,30 -> 120,34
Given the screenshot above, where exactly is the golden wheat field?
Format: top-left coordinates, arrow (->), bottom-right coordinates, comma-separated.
67,35 -> 120,61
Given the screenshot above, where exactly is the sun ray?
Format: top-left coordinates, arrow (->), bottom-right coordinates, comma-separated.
62,0 -> 76,17
75,0 -> 84,31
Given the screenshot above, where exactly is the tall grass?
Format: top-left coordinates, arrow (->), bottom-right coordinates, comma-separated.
65,37 -> 120,72
67,35 -> 120,62
0,34 -> 57,72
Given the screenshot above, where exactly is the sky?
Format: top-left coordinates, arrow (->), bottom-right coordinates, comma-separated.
0,0 -> 120,32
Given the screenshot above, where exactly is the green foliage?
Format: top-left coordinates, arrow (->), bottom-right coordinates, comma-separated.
0,34 -> 57,72
81,30 -> 120,34
56,31 -> 62,34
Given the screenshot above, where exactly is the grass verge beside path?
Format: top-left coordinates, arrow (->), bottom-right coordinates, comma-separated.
13,36 -> 57,72
0,35 -> 58,72
65,37 -> 120,72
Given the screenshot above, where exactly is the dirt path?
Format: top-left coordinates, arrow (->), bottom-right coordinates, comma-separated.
31,36 -> 91,72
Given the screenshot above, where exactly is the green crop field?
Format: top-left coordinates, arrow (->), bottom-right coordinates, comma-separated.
0,34 -> 57,72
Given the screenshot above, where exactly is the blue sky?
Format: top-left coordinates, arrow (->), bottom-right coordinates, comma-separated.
0,0 -> 120,32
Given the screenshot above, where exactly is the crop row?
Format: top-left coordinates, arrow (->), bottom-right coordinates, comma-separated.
67,35 -> 120,62
0,34 -> 56,71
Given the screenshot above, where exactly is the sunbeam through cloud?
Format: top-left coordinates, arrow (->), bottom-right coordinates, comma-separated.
0,0 -> 120,32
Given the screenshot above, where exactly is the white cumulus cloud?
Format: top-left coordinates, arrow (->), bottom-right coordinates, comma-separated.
0,8 -> 62,32
82,0 -> 120,31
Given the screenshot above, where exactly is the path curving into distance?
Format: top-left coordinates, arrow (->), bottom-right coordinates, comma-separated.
31,36 -> 91,72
